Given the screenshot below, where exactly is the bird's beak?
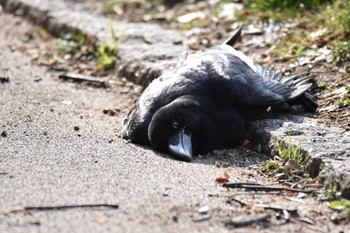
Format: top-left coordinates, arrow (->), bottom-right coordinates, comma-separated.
168,130 -> 193,162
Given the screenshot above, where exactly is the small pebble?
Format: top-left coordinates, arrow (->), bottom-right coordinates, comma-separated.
198,205 -> 210,214
0,76 -> 9,83
1,131 -> 7,137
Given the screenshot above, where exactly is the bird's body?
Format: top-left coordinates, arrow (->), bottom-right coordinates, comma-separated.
122,27 -> 317,161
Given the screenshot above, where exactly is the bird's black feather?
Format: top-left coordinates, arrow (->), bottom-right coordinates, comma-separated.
121,29 -> 318,160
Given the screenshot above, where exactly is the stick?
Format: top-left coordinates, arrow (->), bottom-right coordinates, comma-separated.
59,73 -> 109,87
223,183 -> 318,193
254,204 -> 298,216
226,213 -> 271,227
227,198 -> 298,216
3,204 -> 119,214
228,198 -> 247,207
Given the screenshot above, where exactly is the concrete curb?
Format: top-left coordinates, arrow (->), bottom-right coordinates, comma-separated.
250,116 -> 350,197
1,0 -> 349,197
0,0 -> 185,87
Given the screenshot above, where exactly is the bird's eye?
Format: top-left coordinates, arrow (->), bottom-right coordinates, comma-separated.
172,121 -> 180,130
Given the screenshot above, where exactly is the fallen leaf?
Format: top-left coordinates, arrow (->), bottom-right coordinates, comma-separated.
215,177 -> 229,183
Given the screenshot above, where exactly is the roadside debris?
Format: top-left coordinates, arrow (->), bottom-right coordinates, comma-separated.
0,76 -> 9,83
223,182 -> 319,194
192,205 -> 211,222
102,108 -> 120,116
1,131 -> 7,137
2,204 -> 119,214
59,73 -> 109,88
215,177 -> 229,183
225,213 -> 271,227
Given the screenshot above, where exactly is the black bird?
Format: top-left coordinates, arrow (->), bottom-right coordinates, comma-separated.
121,26 -> 317,162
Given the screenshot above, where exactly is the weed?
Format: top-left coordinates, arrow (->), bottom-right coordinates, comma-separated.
54,39 -> 80,55
332,41 -> 350,66
243,0 -> 330,13
240,0 -> 332,21
262,137 -> 311,177
103,0 -> 154,13
239,0 -> 350,67
316,80 -> 333,92
275,137 -> 306,169
329,199 -> 350,220
321,185 -> 342,200
70,29 -> 87,44
39,28 -> 49,40
97,19 -> 126,71
183,17 -> 211,30
337,86 -> 350,107
53,29 -> 89,56
323,0 -> 350,40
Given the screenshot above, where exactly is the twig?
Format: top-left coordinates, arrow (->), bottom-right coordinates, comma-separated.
254,204 -> 298,216
223,182 -> 318,193
0,76 -> 10,83
226,213 -> 271,227
59,73 -> 109,88
2,204 -> 119,214
290,218 -> 329,233
227,198 -> 298,216
228,198 -> 247,207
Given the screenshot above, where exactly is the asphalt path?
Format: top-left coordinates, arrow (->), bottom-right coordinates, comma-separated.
0,13 -> 272,233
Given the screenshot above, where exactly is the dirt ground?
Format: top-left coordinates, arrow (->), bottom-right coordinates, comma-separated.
0,5 -> 348,233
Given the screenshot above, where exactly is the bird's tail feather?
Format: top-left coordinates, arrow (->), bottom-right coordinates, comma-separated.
225,24 -> 244,47
255,65 -> 318,112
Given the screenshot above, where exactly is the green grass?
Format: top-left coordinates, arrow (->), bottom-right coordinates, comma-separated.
239,0 -> 350,67
53,29 -> 88,56
262,137 -> 311,177
329,199 -> 350,220
103,0 -> 153,12
323,0 -> 350,40
97,20 -> 126,71
243,0 -> 331,12
319,186 -> 350,220
333,41 -> 350,66
242,0 -> 332,19
337,86 -> 350,108
52,29 -> 93,56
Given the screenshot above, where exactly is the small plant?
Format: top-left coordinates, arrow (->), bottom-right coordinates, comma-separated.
329,199 -> 350,220
53,29 -> 89,56
323,0 -> 350,40
262,137 -> 311,177
54,39 -> 81,55
321,185 -> 342,200
316,80 -> 333,92
333,41 -> 350,66
243,0 -> 330,13
97,19 -> 126,70
337,86 -> 350,107
103,0 -> 154,14
319,186 -> 350,221
239,0 -> 332,21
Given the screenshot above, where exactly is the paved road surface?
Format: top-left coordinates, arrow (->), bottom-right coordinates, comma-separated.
0,13 -> 274,233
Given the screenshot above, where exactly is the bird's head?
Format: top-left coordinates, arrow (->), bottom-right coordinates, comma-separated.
148,95 -> 214,162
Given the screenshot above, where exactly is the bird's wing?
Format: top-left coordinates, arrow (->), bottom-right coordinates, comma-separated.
205,48 -> 312,106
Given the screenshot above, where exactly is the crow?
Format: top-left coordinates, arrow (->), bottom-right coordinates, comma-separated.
121,26 -> 318,162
